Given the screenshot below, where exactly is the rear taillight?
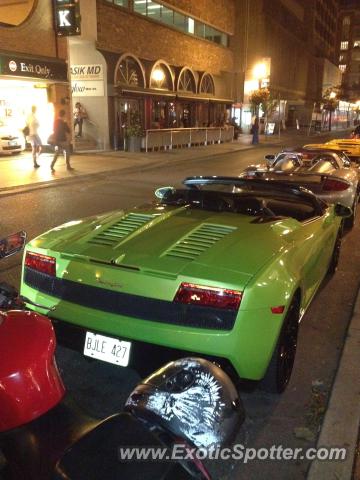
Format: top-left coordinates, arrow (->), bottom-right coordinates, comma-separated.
25,251 -> 56,276
271,305 -> 285,314
323,178 -> 349,191
174,282 -> 242,311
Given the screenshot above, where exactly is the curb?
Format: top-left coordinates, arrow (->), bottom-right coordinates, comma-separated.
307,286 -> 360,479
0,143 -> 256,197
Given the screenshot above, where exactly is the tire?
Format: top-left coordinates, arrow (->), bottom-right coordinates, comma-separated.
345,195 -> 358,229
327,227 -> 342,274
260,298 -> 300,394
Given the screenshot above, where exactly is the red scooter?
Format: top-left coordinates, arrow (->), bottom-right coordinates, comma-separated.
0,233 -> 244,480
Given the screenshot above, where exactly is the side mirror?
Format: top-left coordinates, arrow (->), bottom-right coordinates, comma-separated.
334,203 -> 352,218
154,186 -> 174,199
264,154 -> 275,168
0,231 -> 27,259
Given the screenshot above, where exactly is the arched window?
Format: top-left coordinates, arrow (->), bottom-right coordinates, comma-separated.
115,55 -> 145,88
178,68 -> 196,93
150,61 -> 174,90
199,73 -> 215,95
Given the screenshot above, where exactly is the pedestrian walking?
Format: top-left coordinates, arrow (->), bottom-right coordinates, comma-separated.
26,105 -> 42,168
51,110 -> 73,172
73,102 -> 87,137
251,116 -> 260,145
351,124 -> 360,139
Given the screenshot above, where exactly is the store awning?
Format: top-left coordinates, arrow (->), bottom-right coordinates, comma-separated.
118,87 -> 233,103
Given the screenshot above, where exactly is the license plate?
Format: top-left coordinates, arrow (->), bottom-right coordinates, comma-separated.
8,140 -> 18,146
83,331 -> 131,367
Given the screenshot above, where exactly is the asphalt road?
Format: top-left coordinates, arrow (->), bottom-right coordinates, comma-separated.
1,145 -> 359,479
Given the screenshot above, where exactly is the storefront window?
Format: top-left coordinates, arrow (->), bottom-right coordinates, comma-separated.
116,56 -> 144,87
178,69 -> 196,93
151,100 -> 167,128
0,80 -> 54,144
150,64 -> 172,90
199,74 -> 215,95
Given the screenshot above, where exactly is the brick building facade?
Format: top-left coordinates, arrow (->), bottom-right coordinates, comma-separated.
0,0 -> 350,151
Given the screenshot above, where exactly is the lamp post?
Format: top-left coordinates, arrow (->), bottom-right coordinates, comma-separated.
328,91 -> 337,131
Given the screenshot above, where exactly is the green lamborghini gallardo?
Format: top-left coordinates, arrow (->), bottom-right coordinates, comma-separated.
20,177 -> 351,393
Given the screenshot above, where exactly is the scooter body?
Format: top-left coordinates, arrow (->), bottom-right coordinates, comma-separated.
0,310 -> 65,433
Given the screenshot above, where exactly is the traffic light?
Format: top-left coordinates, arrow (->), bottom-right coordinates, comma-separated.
53,0 -> 81,37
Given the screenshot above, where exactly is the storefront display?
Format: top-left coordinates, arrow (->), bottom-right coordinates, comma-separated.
0,53 -> 68,145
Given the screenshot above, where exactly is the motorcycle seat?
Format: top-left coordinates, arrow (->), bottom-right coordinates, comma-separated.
54,412 -> 192,480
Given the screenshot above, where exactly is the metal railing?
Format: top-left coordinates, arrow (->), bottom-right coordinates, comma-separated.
144,126 -> 234,152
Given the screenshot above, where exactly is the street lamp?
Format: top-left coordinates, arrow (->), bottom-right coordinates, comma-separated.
252,62 -> 267,89
151,67 -> 165,88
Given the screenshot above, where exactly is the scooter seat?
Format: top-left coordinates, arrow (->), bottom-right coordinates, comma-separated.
54,412 -> 192,480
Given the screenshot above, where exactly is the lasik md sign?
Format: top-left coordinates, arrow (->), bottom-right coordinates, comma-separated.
53,0 -> 81,36
70,65 -> 104,81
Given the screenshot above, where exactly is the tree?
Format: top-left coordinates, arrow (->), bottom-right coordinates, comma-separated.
321,86 -> 340,131
249,88 -> 278,117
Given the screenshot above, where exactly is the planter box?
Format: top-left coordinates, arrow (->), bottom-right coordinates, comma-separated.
127,136 -> 142,152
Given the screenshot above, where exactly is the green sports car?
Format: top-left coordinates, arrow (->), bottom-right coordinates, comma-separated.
20,177 -> 350,393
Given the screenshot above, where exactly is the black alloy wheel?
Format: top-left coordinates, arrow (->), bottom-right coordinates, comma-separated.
345,195 -> 358,229
327,228 -> 342,274
260,298 -> 300,394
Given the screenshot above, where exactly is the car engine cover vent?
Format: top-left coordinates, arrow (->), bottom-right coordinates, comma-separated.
88,213 -> 155,246
164,223 -> 236,261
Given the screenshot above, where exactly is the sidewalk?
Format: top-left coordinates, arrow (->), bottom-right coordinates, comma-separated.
0,128 -> 348,196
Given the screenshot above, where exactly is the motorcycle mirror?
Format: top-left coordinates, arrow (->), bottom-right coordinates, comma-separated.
0,231 -> 26,259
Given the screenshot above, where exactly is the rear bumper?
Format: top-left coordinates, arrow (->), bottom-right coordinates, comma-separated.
21,271 -> 285,382
52,317 -> 239,382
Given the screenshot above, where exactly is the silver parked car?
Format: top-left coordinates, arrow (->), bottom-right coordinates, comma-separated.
242,150 -> 360,228
0,120 -> 25,156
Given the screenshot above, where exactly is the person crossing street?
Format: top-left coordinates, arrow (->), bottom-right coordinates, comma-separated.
51,110 -> 73,172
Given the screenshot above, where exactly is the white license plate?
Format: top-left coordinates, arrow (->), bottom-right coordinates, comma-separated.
83,331 -> 131,367
9,140 -> 19,146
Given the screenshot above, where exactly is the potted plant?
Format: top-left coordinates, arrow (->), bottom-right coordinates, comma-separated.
126,111 -> 144,152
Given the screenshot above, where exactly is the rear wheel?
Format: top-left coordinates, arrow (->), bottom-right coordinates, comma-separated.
345,194 -> 358,229
327,227 -> 342,274
260,298 -> 300,394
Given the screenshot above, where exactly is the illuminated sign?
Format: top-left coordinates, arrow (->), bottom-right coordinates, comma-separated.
53,0 -> 81,37
0,54 -> 68,81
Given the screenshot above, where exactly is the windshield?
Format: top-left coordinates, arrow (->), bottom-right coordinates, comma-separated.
273,154 -> 301,172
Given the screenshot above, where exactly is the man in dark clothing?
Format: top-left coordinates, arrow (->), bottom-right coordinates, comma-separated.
51,109 -> 73,172
352,124 -> 360,138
